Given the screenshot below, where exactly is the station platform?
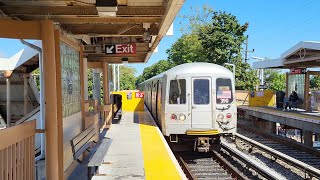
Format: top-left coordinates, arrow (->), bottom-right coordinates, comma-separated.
238,105 -> 320,133
91,108 -> 186,180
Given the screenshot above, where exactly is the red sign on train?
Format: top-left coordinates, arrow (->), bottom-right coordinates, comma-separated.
135,92 -> 144,98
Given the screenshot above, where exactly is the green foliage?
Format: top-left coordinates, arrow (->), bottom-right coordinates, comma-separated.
166,34 -> 207,65
136,60 -> 173,85
119,65 -> 137,90
264,69 -> 286,91
31,68 -> 40,91
199,11 -> 248,65
87,69 -> 94,99
198,11 -> 258,90
179,5 -> 214,34
234,62 -> 258,90
310,75 -> 320,90
139,9 -> 258,90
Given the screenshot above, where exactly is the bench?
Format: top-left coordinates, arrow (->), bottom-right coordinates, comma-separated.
70,124 -> 112,179
283,97 -> 302,110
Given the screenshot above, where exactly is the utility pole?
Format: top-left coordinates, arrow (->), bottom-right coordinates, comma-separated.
244,35 -> 254,63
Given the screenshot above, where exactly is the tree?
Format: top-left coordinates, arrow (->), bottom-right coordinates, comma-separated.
197,11 -> 258,90
119,65 -> 137,90
136,60 -> 173,85
167,34 -> 207,65
310,75 -> 320,90
264,69 -> 286,91
199,11 -> 249,65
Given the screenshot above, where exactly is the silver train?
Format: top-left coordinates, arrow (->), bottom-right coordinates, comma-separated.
138,63 -> 237,152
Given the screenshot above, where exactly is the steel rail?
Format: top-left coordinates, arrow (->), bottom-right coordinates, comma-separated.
212,150 -> 249,180
238,123 -> 320,158
177,155 -> 197,180
235,133 -> 320,179
221,141 -> 281,180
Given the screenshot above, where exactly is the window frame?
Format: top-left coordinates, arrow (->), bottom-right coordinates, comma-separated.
168,79 -> 187,105
216,78 -> 233,104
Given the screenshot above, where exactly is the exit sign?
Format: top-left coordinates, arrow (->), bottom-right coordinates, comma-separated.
105,44 -> 136,55
290,68 -> 306,74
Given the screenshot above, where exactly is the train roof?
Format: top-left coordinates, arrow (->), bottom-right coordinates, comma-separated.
141,62 -> 233,83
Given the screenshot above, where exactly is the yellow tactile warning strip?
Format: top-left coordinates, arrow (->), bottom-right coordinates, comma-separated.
138,110 -> 186,180
239,106 -> 320,121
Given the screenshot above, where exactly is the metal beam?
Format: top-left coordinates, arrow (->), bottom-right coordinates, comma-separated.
2,6 -> 165,16
20,16 -> 162,24
60,23 -> 158,36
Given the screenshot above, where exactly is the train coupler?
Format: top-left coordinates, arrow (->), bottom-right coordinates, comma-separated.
194,137 -> 210,152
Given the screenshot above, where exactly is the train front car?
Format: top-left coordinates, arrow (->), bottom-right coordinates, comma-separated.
163,63 -> 236,152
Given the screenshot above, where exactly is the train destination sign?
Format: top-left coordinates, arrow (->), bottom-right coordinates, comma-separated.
105,44 -> 136,55
290,68 -> 306,74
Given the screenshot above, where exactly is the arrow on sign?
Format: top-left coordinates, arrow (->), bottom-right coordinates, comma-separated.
106,46 -> 114,54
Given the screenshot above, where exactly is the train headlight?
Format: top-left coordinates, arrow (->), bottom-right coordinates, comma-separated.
179,114 -> 186,121
171,114 -> 177,120
217,113 -> 224,121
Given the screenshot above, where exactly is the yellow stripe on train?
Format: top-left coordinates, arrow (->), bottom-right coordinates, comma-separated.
186,129 -> 219,135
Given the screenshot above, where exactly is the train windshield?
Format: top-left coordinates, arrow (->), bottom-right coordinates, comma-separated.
216,78 -> 233,104
169,79 -> 186,104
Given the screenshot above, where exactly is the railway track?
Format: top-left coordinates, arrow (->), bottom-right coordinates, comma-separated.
237,122 -> 320,179
176,142 -> 282,180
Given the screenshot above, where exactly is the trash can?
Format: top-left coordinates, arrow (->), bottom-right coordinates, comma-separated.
276,91 -> 285,108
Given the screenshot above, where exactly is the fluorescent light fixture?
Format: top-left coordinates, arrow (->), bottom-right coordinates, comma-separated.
96,7 -> 117,17
98,11 -> 117,17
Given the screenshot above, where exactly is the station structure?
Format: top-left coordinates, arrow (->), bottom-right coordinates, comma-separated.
240,41 -> 320,147
0,0 -> 186,179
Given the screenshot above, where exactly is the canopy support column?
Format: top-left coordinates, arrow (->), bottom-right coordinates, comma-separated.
6,77 -> 11,127
23,74 -> 29,116
42,20 -> 61,180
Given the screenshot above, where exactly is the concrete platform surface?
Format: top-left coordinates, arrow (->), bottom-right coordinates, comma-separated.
96,112 -> 144,180
94,108 -> 187,180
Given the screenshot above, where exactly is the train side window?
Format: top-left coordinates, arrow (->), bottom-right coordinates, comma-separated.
216,78 -> 233,104
193,79 -> 210,104
169,79 -> 186,104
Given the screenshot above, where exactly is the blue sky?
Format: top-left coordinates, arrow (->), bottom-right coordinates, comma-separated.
1,0 -> 320,75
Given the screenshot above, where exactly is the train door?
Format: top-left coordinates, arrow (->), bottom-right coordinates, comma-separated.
191,77 -> 213,128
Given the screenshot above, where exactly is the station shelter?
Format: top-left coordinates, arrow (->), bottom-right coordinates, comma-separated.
0,0 -> 185,179
246,41 -> 320,147
253,41 -> 320,112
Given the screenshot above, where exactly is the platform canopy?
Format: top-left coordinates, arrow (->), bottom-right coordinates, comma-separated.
0,0 -> 184,63
252,41 -> 320,69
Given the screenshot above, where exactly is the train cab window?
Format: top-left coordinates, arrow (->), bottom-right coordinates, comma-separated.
193,79 -> 210,104
216,78 -> 233,104
169,79 -> 186,104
